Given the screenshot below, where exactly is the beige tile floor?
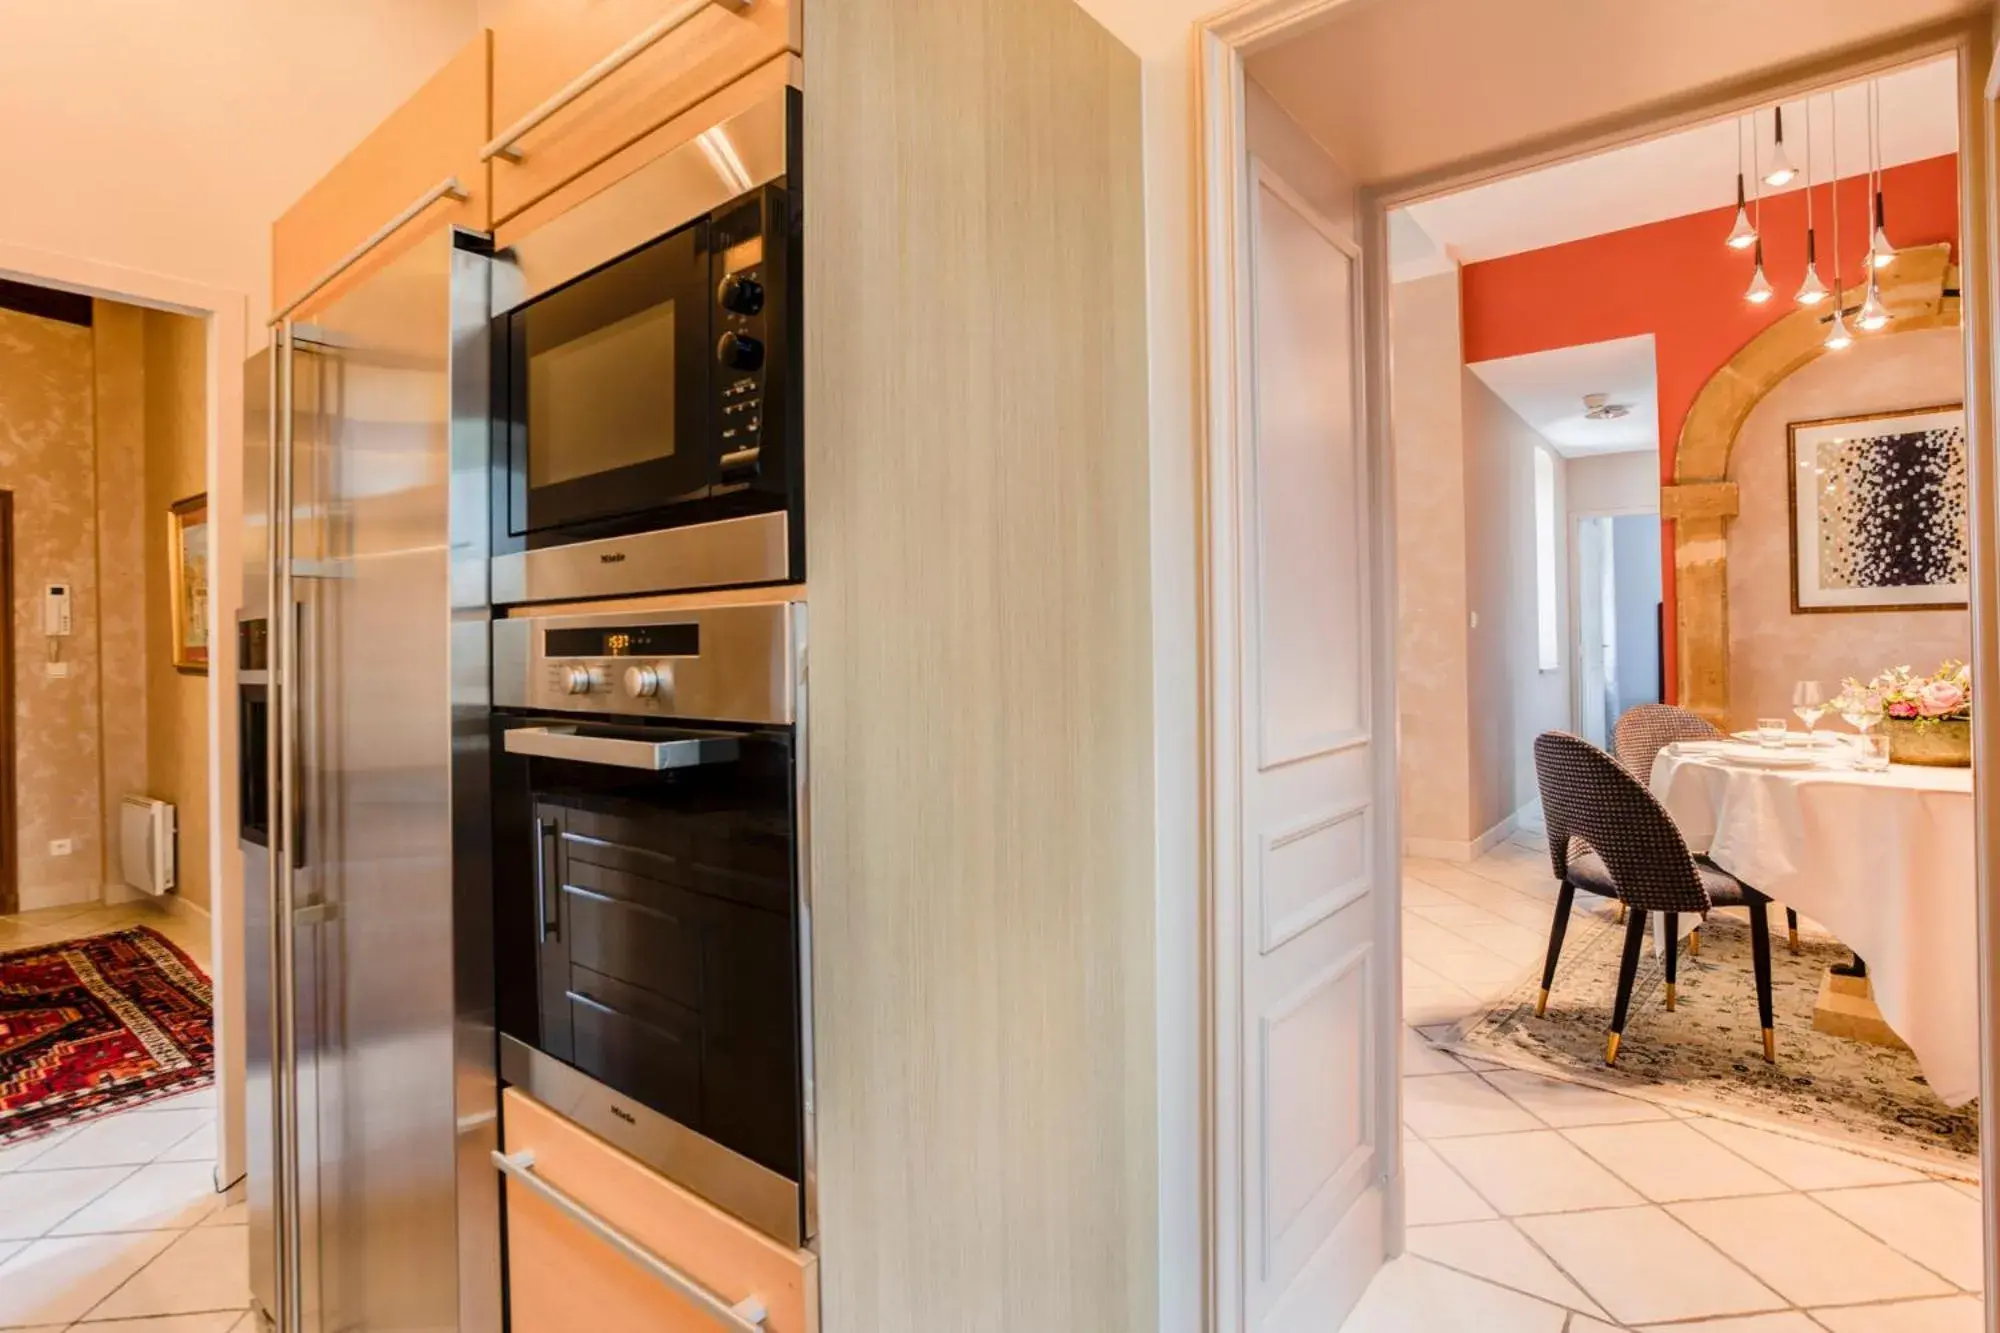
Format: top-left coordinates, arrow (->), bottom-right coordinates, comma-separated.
1343,831 -> 1987,1332
0,900 -> 251,1333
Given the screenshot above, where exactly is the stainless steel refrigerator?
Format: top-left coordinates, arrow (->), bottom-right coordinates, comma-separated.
242,222 -> 497,1333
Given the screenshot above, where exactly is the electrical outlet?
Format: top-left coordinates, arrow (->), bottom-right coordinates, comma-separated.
47,838 -> 72,857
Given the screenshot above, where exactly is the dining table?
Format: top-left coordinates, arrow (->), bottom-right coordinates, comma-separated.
1650,736 -> 1978,1106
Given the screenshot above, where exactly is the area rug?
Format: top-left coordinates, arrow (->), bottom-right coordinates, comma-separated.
1447,909 -> 1980,1169
0,926 -> 214,1144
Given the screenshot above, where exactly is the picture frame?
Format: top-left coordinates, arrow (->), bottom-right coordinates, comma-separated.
168,493 -> 209,673
1786,404 -> 1969,614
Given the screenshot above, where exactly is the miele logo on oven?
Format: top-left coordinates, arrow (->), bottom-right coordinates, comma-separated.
599,552 -> 626,565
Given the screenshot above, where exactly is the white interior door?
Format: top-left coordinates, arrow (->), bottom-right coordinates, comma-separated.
1234,157 -> 1389,1332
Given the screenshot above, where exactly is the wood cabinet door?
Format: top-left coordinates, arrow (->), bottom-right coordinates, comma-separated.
486,0 -> 795,224
500,1089 -> 817,1333
272,34 -> 490,319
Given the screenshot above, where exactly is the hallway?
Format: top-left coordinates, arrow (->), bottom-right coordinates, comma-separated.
0,901 -> 246,1332
1344,835 -> 1986,1332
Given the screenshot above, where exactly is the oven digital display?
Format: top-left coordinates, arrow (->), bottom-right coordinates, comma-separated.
544,624 -> 700,658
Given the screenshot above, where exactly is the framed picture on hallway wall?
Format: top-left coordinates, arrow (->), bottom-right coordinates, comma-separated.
1788,405 -> 1969,614
168,493 -> 209,673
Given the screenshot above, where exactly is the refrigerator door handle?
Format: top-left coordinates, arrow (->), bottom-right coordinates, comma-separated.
533,817 -> 559,943
490,1150 -> 769,1331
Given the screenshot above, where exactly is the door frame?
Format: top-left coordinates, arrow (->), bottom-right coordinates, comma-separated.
1568,502 -> 1661,741
0,491 -> 15,916
1193,5 -> 2000,1329
0,238 -> 247,1193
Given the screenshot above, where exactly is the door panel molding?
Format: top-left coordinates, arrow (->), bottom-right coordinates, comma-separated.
1257,803 -> 1370,955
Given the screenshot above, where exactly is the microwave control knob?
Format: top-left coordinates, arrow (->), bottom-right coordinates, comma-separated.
623,664 -> 663,699
719,274 -> 765,315
716,332 -> 765,372
559,664 -> 594,696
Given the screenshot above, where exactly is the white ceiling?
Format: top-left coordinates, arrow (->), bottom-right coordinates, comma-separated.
1468,335 -> 1659,458
1244,0 -> 1980,188
1390,57 -> 1958,276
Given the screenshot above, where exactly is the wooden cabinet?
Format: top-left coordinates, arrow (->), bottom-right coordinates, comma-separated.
271,34 -> 491,319
499,1089 -> 817,1333
485,0 -> 795,223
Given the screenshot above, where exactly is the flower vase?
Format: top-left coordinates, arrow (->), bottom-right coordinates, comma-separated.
1880,717 -> 1973,767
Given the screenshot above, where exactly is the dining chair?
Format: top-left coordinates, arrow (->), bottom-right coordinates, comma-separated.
1532,730 -> 1778,1067
1610,702 -> 1801,955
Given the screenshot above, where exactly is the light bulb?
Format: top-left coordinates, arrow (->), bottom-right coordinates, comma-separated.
1764,144 -> 1796,188
1857,272 -> 1890,330
1824,309 -> 1853,350
1795,263 -> 1828,306
1871,227 -> 1895,267
1745,240 -> 1774,303
1726,205 -> 1757,249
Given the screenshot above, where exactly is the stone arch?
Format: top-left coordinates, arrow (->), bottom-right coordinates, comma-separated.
1665,242 -> 1959,722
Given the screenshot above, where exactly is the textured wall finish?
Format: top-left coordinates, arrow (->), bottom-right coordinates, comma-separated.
1728,326 -> 1970,728
142,309 -> 210,911
94,303 -> 149,900
0,307 -> 105,909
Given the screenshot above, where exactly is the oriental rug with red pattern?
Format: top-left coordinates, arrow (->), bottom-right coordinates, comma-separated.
0,926 -> 213,1144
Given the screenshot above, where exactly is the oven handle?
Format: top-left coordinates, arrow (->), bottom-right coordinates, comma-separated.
491,1149 -> 768,1332
503,726 -> 740,771
533,817 -> 560,943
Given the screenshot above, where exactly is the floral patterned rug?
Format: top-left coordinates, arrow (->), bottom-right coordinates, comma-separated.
0,927 -> 213,1143
1448,909 -> 1979,1169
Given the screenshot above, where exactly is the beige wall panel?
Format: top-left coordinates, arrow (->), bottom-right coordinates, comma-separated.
803,0 -> 1156,1329
486,0 -> 793,222
93,303 -> 149,901
142,311 -> 213,911
272,33 -> 491,318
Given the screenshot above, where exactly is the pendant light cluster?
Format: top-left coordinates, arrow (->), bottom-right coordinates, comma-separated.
1732,83 -> 1899,348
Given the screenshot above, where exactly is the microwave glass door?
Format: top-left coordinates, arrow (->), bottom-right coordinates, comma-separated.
507,222 -> 712,536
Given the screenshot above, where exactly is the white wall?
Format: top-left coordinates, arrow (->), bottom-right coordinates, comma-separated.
1611,513 -> 1664,710
0,2 -> 479,339
1567,449 -> 1660,513
1463,376 -> 1570,831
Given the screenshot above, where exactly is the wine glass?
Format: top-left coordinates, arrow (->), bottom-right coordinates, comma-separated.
1839,690 -> 1882,737
1793,680 -> 1828,741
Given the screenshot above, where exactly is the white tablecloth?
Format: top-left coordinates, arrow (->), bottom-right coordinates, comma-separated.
1650,742 -> 1978,1105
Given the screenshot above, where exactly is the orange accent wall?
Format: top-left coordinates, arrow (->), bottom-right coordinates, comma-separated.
1458,153 -> 1961,701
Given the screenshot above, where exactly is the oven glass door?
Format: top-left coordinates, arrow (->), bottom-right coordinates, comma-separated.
504,220 -> 714,537
494,716 -> 802,1184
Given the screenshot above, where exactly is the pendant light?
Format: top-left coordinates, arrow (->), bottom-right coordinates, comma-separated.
1744,127 -> 1773,301
1825,91 -> 1853,350
1726,116 -> 1758,248
1765,104 -> 1798,187
1869,80 -> 1896,268
1795,100 -> 1828,306
1857,82 -> 1891,329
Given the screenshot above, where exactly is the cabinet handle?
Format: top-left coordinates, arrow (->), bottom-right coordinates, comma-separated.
492,1149 -> 769,1331
533,817 -> 560,943
481,0 -> 755,163
271,176 -> 470,324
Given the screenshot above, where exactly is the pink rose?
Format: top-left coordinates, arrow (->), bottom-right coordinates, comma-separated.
1918,679 -> 1967,717
1889,701 -> 1920,719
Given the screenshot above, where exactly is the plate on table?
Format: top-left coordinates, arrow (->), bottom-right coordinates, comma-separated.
1730,730 -> 1846,748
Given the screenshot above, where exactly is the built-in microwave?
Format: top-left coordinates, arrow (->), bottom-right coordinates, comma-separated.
491,86 -> 800,606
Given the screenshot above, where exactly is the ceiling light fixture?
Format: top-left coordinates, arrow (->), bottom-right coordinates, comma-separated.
1869,80 -> 1896,268
1825,91 -> 1852,351
1744,123 -> 1771,302
1765,104 -> 1798,187
1727,116 -> 1758,248
1582,393 -> 1632,420
1745,239 -> 1775,303
1796,99 -> 1828,306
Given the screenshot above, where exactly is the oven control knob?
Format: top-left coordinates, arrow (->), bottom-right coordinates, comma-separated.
560,664 -> 594,696
719,274 -> 765,315
716,331 -> 765,371
623,664 -> 663,699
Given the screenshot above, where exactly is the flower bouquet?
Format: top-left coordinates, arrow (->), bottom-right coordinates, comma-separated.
1838,662 -> 1972,767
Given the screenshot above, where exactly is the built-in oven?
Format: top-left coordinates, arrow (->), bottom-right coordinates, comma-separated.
491,85 -> 801,607
491,596 -> 812,1247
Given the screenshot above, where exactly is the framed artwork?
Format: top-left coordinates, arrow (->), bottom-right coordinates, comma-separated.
168,493 -> 209,673
1787,405 -> 1969,614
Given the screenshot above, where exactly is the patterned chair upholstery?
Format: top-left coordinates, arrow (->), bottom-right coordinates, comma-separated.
1531,731 -> 1777,1066
1612,703 -> 1801,954
1613,703 -> 1721,782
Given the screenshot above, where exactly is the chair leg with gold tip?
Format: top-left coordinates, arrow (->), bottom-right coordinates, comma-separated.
1749,899 -> 1777,1063
1605,910 -> 1648,1065
1787,907 -> 1800,953
1663,912 -> 1678,1011
1536,881 -> 1577,1017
